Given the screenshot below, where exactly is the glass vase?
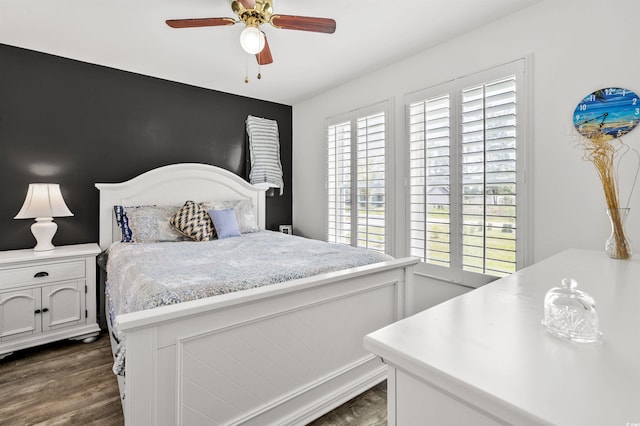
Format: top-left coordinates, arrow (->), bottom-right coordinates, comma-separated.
605,208 -> 632,259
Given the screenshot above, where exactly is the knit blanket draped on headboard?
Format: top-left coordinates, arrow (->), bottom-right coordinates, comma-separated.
246,115 -> 284,195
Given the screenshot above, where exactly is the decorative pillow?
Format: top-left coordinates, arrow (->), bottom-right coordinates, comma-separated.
114,205 -> 133,242
201,199 -> 259,233
169,200 -> 216,241
113,205 -> 189,243
208,208 -> 241,240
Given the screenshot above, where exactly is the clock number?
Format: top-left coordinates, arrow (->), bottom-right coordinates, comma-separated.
617,129 -> 623,137
633,98 -> 638,106
579,104 -> 587,111
605,88 -> 615,95
589,94 -> 596,102
635,107 -> 639,116
622,89 -> 627,97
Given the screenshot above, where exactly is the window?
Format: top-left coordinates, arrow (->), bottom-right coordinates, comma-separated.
407,60 -> 527,284
328,102 -> 389,253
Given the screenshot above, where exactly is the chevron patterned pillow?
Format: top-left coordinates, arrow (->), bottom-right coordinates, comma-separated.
169,200 -> 216,241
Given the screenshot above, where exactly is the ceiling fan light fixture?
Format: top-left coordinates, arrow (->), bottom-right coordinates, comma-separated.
167,0 -> 336,65
240,25 -> 265,54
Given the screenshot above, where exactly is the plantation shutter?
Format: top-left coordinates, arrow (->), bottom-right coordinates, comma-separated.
461,76 -> 517,276
356,112 -> 386,252
409,95 -> 451,267
327,121 -> 351,245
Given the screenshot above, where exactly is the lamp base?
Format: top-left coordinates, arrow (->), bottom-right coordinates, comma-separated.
31,218 -> 58,251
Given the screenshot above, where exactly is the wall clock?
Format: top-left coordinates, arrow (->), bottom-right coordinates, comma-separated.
573,87 -> 640,139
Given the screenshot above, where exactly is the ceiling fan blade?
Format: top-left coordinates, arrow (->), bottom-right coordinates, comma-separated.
165,17 -> 236,29
256,34 -> 273,65
270,14 -> 336,34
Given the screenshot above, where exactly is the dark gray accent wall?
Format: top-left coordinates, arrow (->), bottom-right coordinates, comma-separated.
0,44 -> 292,252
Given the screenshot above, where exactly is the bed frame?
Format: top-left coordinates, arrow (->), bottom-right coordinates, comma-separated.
96,163 -> 417,426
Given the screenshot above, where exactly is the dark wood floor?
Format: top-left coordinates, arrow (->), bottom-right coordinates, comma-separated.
0,332 -> 122,425
307,381 -> 387,426
0,333 -> 386,425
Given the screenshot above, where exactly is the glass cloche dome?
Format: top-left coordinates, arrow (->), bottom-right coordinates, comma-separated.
542,278 -> 601,343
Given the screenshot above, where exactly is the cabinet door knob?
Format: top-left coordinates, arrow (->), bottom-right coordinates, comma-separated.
34,309 -> 41,314
42,308 -> 49,313
34,271 -> 49,278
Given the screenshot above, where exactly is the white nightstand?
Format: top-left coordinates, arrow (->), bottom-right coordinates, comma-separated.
0,243 -> 101,360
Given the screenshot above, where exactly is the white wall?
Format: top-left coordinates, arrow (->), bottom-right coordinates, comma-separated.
292,0 -> 640,308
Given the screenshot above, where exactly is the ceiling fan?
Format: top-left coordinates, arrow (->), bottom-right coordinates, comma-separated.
166,0 -> 336,66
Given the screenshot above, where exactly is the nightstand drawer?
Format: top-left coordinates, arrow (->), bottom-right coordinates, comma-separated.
0,260 -> 85,288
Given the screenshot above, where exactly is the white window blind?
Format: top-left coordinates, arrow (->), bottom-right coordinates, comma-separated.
328,121 -> 351,245
461,77 -> 517,276
356,112 -> 386,252
409,95 -> 451,268
408,60 -> 525,281
328,103 -> 388,253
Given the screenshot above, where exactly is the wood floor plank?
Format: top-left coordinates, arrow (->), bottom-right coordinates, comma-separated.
0,332 -> 123,426
308,382 -> 387,426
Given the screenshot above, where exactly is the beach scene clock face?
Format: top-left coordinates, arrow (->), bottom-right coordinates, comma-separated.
573,87 -> 640,139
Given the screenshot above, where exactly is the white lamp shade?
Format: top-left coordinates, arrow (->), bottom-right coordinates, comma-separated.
14,183 -> 73,219
240,26 -> 265,54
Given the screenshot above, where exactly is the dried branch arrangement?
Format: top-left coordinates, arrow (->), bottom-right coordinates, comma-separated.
578,130 -> 638,259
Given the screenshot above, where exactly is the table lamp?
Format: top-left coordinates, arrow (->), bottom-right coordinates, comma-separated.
14,183 -> 74,251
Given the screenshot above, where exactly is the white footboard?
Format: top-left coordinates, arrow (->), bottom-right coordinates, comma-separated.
116,258 -> 416,426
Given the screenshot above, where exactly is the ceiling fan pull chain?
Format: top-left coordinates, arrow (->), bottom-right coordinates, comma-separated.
244,55 -> 249,83
258,62 -> 262,80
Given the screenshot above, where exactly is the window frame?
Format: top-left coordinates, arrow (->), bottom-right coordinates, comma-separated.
326,100 -> 394,255
405,59 -> 530,287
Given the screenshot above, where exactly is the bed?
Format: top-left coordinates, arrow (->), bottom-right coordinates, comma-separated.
96,163 -> 418,426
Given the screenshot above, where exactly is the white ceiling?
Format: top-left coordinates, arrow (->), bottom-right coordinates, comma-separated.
0,0 -> 540,105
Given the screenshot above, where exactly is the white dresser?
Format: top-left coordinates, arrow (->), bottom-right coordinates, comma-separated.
0,243 -> 101,359
364,249 -> 640,426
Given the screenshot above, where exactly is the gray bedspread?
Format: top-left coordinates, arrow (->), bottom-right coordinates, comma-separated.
106,230 -> 391,375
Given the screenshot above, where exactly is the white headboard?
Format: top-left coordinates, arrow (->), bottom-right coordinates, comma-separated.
95,163 -> 267,249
